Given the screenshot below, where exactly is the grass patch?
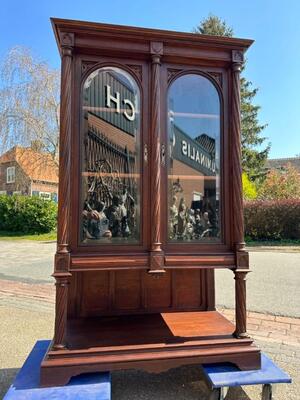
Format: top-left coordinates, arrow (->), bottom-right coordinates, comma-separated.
0,230 -> 57,241
246,239 -> 300,247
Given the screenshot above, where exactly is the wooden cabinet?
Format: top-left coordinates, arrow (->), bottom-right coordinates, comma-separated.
40,18 -> 261,387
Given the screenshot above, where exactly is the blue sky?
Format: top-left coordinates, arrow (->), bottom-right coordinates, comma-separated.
1,0 -> 299,159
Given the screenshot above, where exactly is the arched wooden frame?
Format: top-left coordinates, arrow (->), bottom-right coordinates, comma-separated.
70,59 -> 150,254
162,68 -> 231,252
78,65 -> 143,246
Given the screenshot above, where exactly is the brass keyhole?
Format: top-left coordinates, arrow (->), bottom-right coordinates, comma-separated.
161,144 -> 166,166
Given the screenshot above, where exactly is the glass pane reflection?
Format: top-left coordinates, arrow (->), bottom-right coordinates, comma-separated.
168,74 -> 221,242
80,67 -> 140,244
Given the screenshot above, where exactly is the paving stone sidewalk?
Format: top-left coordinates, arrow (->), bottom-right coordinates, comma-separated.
220,308 -> 300,347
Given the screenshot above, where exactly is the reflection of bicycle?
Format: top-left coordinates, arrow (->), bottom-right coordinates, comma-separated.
201,228 -> 212,238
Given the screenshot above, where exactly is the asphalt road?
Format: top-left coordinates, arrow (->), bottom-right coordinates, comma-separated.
0,241 -> 299,317
216,250 -> 300,318
0,241 -> 54,284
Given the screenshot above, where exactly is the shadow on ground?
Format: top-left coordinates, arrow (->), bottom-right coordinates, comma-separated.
0,365 -> 261,400
112,365 -> 251,400
0,368 -> 19,399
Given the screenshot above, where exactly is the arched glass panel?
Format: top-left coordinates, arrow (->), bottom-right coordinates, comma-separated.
167,74 -> 221,242
80,67 -> 141,244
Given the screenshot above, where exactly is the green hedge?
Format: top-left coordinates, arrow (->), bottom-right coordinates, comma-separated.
0,194 -> 57,234
244,199 -> 300,241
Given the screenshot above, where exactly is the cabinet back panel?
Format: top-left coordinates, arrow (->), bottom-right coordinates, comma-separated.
68,269 -> 211,317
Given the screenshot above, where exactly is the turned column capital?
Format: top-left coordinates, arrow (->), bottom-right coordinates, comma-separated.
234,269 -> 251,280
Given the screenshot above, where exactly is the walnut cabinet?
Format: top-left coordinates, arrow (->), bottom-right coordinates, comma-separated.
40,18 -> 261,386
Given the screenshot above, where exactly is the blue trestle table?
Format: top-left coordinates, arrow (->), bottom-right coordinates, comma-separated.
3,340 -> 111,400
202,353 -> 292,400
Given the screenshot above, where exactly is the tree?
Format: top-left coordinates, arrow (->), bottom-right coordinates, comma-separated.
194,15 -> 270,180
193,14 -> 233,36
242,172 -> 257,200
258,164 -> 300,200
0,46 -> 60,163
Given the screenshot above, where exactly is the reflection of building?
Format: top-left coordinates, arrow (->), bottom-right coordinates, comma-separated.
83,70 -> 138,205
170,124 -> 217,210
0,145 -> 58,201
84,71 -> 137,136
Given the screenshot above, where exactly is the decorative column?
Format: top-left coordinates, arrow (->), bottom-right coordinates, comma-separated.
231,50 -> 249,338
234,269 -> 250,338
52,32 -> 74,349
231,50 -> 246,255
148,42 -> 165,275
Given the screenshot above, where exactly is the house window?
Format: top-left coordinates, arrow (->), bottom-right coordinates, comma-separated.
6,167 -> 15,183
39,192 -> 51,200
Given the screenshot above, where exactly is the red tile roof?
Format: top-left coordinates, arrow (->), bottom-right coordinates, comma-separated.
0,146 -> 58,184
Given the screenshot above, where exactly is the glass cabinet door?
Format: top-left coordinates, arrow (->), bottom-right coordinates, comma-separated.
167,73 -> 221,243
80,67 -> 141,245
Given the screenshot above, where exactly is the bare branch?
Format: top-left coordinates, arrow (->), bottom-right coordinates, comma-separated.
0,46 -> 60,164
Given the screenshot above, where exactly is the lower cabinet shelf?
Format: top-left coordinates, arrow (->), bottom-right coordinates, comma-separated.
40,311 -> 261,387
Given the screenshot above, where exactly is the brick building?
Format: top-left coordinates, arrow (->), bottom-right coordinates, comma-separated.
264,157 -> 300,174
0,146 -> 58,201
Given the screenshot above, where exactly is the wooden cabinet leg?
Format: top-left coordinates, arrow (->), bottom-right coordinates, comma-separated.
234,269 -> 249,339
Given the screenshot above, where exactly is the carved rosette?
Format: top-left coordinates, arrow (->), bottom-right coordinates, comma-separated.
234,269 -> 250,338
149,42 -> 165,274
